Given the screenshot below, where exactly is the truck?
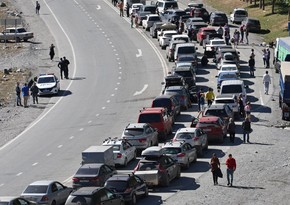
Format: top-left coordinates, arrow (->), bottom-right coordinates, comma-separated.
0,27 -> 34,42
81,146 -> 115,167
274,37 -> 290,73
279,62 -> 290,120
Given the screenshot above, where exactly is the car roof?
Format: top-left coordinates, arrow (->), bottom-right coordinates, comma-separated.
234,8 -> 246,11
176,43 -> 196,47
163,30 -> 178,34
106,175 -> 131,181
205,104 -> 227,110
221,79 -> 244,85
172,34 -> 189,38
141,146 -> 163,157
176,127 -> 197,133
221,64 -> 237,68
165,85 -> 184,90
38,74 -> 55,78
28,180 -> 55,186
80,163 -> 104,169
72,187 -> 102,195
215,94 -> 236,99
126,123 -> 147,129
198,116 -> 220,122
176,62 -> 193,67
200,27 -> 216,31
140,107 -> 165,114
163,141 -> 185,148
154,95 -> 172,100
102,138 -> 123,145
148,14 -> 159,17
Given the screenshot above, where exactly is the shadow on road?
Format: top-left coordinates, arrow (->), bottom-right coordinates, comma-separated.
219,184 -> 265,189
70,77 -> 86,80
196,76 -> 209,83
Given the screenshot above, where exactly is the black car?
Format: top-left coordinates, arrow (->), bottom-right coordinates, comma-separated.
65,187 -> 124,205
209,11 -> 228,26
72,163 -> 117,189
152,95 -> 181,121
105,175 -> 148,205
241,17 -> 261,33
190,7 -> 209,22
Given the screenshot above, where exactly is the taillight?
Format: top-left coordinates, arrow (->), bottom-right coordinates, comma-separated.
117,153 -> 122,158
90,177 -> 99,182
72,177 -> 79,182
193,137 -> 199,141
124,187 -> 132,193
41,196 -> 49,202
158,165 -> 166,172
138,138 -> 146,143
177,153 -> 186,157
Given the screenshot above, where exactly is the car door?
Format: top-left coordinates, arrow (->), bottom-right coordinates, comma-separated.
99,166 -> 112,186
55,182 -> 70,204
145,125 -> 154,145
134,175 -> 146,196
103,188 -> 121,205
185,143 -> 196,162
124,141 -> 135,161
163,156 -> 176,181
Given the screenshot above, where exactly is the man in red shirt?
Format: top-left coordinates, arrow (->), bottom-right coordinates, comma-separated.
226,154 -> 236,187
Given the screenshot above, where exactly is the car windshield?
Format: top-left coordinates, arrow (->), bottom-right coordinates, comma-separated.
178,47 -> 196,54
248,19 -> 260,25
205,109 -> 227,117
138,161 -> 159,171
112,145 -> 120,151
164,33 -> 175,37
221,85 -> 242,93
220,74 -> 237,79
0,202 -> 9,205
149,16 -> 160,21
163,147 -> 181,154
164,2 -> 178,9
178,56 -> 194,62
165,89 -> 183,95
76,167 -> 99,175
212,40 -> 225,45
175,71 -> 193,78
23,185 -> 48,194
176,133 -> 195,139
235,10 -> 247,15
215,99 -> 235,104
106,181 -> 127,192
139,114 -> 161,123
17,28 -> 27,32
124,128 -> 144,136
38,77 -> 55,83
153,99 -> 171,109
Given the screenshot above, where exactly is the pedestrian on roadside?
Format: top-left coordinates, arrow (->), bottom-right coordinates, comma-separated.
205,88 -> 215,107
244,101 -> 251,119
250,48 -> 255,59
224,30 -> 230,45
239,25 -> 244,43
210,153 -> 220,185
36,1 -> 40,14
63,56 -> 70,79
217,25 -> 224,36
49,44 -> 55,61
135,15 -> 139,28
58,58 -> 64,79
266,47 -> 271,68
226,154 -> 236,187
248,55 -> 255,76
200,93 -> 205,111
262,71 -> 271,95
224,23 -> 230,35
22,83 -> 29,108
233,29 -> 240,48
118,0 -> 124,17
130,13 -> 134,28
197,88 -> 203,111
262,49 -> 267,67
16,82 -> 22,106
227,118 -> 236,143
126,2 -> 130,17
242,117 -> 252,143
245,27 -> 249,44
238,94 -> 245,118
30,82 -> 39,104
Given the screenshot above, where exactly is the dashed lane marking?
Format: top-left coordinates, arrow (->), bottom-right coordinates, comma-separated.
47,153 -> 52,157
58,145 -> 63,148
16,172 -> 23,177
32,162 -> 38,166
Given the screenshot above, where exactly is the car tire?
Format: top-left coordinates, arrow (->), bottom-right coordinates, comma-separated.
130,194 -> 137,205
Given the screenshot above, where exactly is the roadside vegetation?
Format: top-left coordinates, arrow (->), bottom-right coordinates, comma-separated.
205,0 -> 289,42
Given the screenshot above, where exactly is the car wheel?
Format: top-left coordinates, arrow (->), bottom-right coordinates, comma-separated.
123,158 -> 128,167
51,200 -> 56,205
130,194 -> 137,205
197,146 -> 203,157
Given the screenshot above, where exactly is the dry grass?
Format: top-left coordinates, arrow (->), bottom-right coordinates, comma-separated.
205,0 -> 289,42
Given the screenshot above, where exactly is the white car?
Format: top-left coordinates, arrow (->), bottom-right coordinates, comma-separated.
173,127 -> 208,157
171,34 -> 190,43
218,64 -> 240,76
230,8 -> 248,24
102,138 -> 136,166
142,14 -> 161,31
213,94 -> 239,114
216,71 -> 239,89
159,30 -> 178,49
205,38 -> 226,50
129,3 -> 143,17
36,73 -> 60,96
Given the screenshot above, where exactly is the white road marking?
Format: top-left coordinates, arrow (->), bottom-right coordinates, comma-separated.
69,136 -> 74,140
89,17 -> 92,19
119,71 -> 122,74
96,114 -> 100,117
107,38 -> 110,40
104,34 -> 107,37
117,82 -> 120,85
16,172 -> 23,176
47,153 -> 52,157
111,94 -> 115,96
73,0 -> 79,5
115,87 -> 118,90
133,84 -> 148,96
99,28 -> 102,31
102,31 -> 105,34
96,5 -> 101,10
113,49 -> 117,52
109,42 -> 112,44
115,53 -> 119,56
119,67 -> 122,69
97,25 -> 99,27
118,76 -> 121,79
102,107 -> 106,110
118,62 -> 121,64
32,162 -> 38,166
62,175 -> 74,184
88,120 -> 92,124
260,91 -> 264,106
107,100 -> 110,103
58,145 -> 63,148
0,184 -> 4,187
136,49 -> 142,57
111,45 -> 114,47
79,128 -> 84,131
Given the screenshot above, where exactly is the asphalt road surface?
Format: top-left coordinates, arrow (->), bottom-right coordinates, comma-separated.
0,0 -> 285,204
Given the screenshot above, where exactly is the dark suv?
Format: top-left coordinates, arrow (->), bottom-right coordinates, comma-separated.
152,95 -> 181,121
64,187 -> 124,205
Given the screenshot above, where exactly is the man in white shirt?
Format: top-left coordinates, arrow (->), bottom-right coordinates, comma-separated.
262,71 -> 271,95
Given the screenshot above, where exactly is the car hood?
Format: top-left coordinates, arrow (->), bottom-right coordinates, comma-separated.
37,82 -> 56,89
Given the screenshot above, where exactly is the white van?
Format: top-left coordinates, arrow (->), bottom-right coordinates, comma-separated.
219,80 -> 247,100
174,43 -> 198,62
156,0 -> 178,14
230,8 -> 248,24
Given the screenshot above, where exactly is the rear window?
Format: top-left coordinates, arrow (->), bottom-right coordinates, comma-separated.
248,19 -> 260,25
66,196 -> 92,205
221,85 -> 242,94
23,185 -> 48,194
204,109 -> 227,117
76,167 -> 99,175
152,99 -> 171,109
106,181 -> 127,192
138,161 -> 159,171
197,121 -> 219,127
174,71 -> 193,78
38,77 -> 55,84
139,114 -> 161,123
175,133 -> 195,139
216,13 -> 227,18
178,46 -> 196,54
215,99 -> 235,104
164,2 -> 178,9
149,16 -> 160,21
124,128 -> 144,136
235,10 -> 247,15
163,147 -> 181,154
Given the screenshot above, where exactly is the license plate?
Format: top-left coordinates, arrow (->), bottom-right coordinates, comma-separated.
43,89 -> 49,92
80,180 -> 89,182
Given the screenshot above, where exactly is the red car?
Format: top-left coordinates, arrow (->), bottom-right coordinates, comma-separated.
194,116 -> 226,143
138,107 -> 173,141
196,27 -> 218,46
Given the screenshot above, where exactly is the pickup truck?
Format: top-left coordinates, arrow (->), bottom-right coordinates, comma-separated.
0,27 -> 34,42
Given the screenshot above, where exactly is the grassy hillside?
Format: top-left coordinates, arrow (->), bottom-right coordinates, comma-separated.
205,0 -> 289,42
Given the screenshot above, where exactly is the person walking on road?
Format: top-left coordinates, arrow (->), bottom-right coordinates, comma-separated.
30,82 -> 39,104
63,56 -> 70,79
262,71 -> 271,95
238,94 -> 245,118
36,1 -> 40,14
130,13 -> 134,28
265,47 -> 271,68
118,0 -> 124,17
49,44 -> 55,61
245,27 -> 249,44
205,88 -> 215,107
249,55 -> 255,76
126,2 -> 130,17
16,82 -> 22,106
217,26 -> 224,36
226,154 -> 236,187
233,29 -> 240,48
22,83 -> 29,108
210,153 -> 220,185
240,25 -> 244,43
242,117 -> 252,143
58,58 -> 64,79
227,118 -> 236,143
244,101 -> 251,119
224,30 -> 230,45
262,49 -> 267,67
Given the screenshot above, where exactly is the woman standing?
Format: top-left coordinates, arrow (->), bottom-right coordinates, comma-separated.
210,153 -> 220,185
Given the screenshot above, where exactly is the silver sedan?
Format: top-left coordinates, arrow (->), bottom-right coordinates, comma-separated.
21,181 -> 73,205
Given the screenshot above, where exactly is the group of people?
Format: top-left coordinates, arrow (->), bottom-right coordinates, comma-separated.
16,81 -> 39,108
197,88 -> 215,112
58,57 -> 70,79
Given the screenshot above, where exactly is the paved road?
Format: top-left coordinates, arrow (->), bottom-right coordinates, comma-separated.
0,0 -> 282,204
